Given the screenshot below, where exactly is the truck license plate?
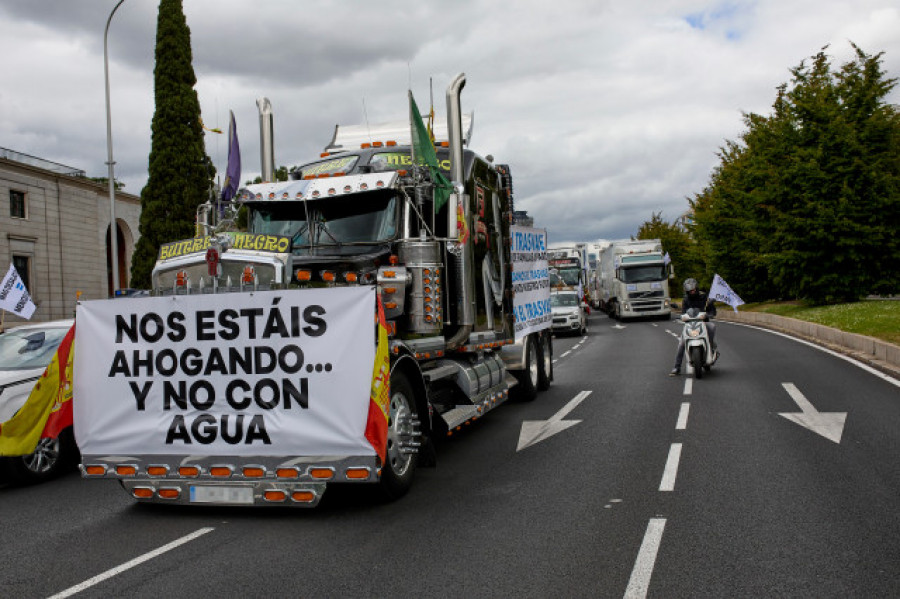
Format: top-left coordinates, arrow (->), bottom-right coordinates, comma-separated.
189,485 -> 254,505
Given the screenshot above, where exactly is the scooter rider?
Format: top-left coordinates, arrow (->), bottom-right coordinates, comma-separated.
669,278 -> 716,376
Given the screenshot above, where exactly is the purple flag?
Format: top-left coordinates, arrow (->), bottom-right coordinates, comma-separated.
220,110 -> 241,205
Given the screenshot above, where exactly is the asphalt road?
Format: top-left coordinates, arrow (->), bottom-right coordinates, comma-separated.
1,312 -> 898,598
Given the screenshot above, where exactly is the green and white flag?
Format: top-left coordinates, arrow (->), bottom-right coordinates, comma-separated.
409,92 -> 453,213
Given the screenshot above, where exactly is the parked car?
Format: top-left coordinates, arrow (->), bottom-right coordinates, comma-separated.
0,319 -> 78,484
550,290 -> 588,336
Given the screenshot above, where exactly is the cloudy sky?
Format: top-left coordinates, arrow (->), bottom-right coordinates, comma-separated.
1,0 -> 898,243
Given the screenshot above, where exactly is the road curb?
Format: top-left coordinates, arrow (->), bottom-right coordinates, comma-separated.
715,310 -> 900,378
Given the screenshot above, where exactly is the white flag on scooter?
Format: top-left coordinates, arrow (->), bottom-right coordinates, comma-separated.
709,274 -> 744,312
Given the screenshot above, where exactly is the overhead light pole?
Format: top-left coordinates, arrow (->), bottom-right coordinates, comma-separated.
104,0 -> 126,294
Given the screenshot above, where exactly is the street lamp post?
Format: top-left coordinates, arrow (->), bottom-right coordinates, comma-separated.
104,0 -> 126,294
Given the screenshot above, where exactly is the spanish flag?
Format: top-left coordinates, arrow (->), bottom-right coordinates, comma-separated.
364,298 -> 391,462
0,323 -> 75,456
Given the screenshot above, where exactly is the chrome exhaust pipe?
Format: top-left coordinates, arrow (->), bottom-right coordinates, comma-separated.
445,73 -> 475,348
256,97 -> 275,182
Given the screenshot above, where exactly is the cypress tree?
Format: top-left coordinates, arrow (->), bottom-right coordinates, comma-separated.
130,0 -> 213,288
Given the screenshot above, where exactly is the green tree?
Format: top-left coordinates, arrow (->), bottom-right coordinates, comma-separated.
248,165 -> 292,185
130,0 -> 214,288
692,44 -> 900,303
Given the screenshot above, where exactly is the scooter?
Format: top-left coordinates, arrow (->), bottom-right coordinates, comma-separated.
680,307 -> 718,379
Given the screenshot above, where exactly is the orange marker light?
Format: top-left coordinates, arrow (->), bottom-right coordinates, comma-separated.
292,490 -> 316,503
264,490 -> 287,502
158,488 -> 180,500
116,465 -> 137,476
345,468 -> 371,480
310,468 -> 335,480
132,487 -> 154,499
276,468 -> 299,479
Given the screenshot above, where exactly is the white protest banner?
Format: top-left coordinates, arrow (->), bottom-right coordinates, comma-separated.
510,226 -> 551,340
0,263 -> 36,319
73,287 -> 375,457
709,273 -> 745,312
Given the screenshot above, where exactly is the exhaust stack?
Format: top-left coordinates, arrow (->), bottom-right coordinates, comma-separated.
257,97 -> 275,182
445,73 -> 475,347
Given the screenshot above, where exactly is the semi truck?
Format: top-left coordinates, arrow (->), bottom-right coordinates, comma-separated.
73,74 -> 554,507
547,246 -> 584,292
598,239 -> 672,320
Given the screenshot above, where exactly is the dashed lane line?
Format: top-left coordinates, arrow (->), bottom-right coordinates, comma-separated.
623,518 -> 667,598
659,443 -> 683,492
676,403 -> 690,430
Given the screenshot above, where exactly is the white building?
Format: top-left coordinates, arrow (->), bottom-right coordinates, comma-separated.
1,148 -> 141,326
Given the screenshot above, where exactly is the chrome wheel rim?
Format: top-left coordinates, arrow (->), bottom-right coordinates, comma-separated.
23,437 -> 60,474
385,390 -> 414,477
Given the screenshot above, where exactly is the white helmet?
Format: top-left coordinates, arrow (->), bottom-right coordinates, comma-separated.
683,278 -> 698,293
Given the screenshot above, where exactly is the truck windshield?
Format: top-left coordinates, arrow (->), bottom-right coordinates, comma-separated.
620,265 -> 666,283
249,192 -> 398,251
550,293 -> 579,307
557,268 -> 581,286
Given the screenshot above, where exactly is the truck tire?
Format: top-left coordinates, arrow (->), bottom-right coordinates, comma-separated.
537,333 -> 552,391
378,371 -> 418,500
514,337 -> 539,402
607,301 -> 617,319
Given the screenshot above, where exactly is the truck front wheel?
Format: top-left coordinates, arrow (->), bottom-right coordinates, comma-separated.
378,371 -> 418,500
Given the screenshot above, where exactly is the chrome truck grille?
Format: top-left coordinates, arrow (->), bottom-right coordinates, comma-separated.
152,252 -> 290,295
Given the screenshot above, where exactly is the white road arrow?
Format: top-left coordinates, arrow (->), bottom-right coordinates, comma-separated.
779,382 -> 847,444
517,390 -> 591,452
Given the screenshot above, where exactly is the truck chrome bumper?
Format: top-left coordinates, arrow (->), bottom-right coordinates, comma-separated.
81,454 -> 379,507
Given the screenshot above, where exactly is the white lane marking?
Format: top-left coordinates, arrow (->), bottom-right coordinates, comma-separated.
723,321 -> 900,388
676,403 -> 690,430
517,390 -> 591,451
659,443 -> 682,492
683,378 -> 692,395
48,527 -> 215,599
779,382 -> 847,444
561,350 -> 572,358
624,518 -> 667,598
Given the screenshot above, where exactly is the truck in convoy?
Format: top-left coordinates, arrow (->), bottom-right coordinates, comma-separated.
585,241 -> 608,309
547,246 -> 583,293
598,239 -> 672,320
73,74 -> 555,507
